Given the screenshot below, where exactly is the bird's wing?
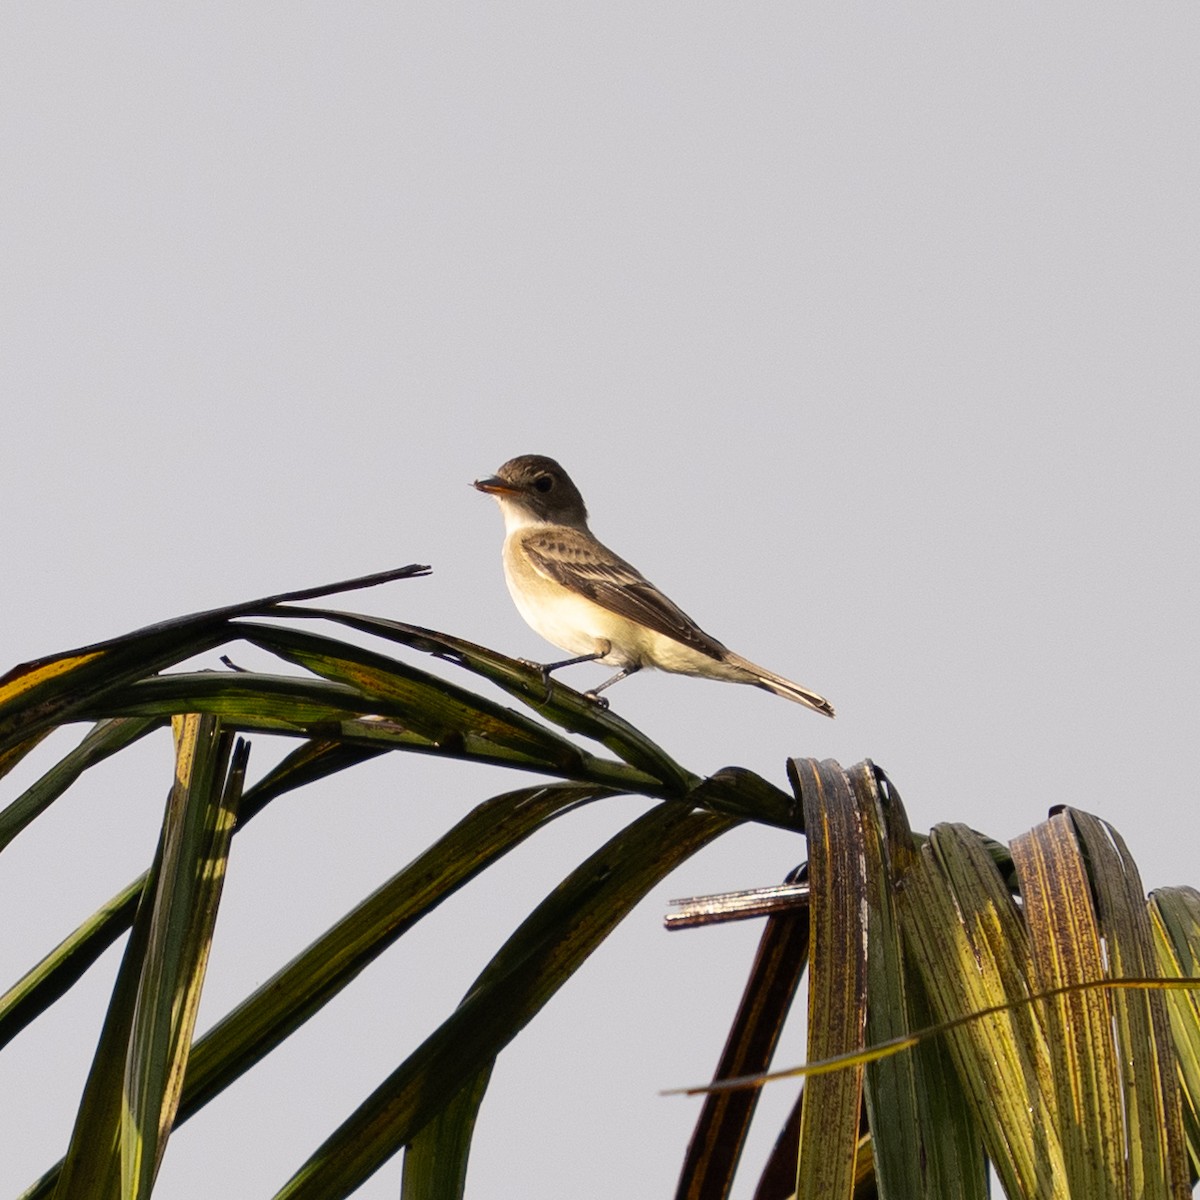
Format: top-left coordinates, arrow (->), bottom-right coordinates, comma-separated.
520,529 -> 727,661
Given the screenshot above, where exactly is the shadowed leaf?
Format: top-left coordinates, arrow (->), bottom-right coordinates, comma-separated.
0,739 -> 381,1054
18,780 -> 619,1200
0,717 -> 161,853
270,607 -> 696,792
675,864 -> 809,1200
92,671 -> 664,794
272,800 -> 739,1199
401,1068 -> 494,1200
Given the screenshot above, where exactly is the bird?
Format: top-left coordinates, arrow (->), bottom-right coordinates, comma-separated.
472,454 -> 834,717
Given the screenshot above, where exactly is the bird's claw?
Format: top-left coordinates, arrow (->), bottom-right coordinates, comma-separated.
517,658 -> 555,703
583,691 -> 610,710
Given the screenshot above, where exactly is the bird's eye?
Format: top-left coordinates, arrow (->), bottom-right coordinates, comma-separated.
533,475 -> 554,493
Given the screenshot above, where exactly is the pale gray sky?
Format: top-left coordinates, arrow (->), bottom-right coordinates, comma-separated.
2,6 -> 1198,1197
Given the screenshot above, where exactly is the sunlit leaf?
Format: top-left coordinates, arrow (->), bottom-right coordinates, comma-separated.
789,758 -> 868,1199
121,717 -> 245,1196
52,716 -> 244,1200
1067,810 -> 1190,1197
852,764 -> 986,1200
1149,886 -> 1200,1174
900,823 -> 1066,1199
1010,813 -> 1124,1198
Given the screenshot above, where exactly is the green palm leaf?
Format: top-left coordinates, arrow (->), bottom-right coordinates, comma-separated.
277,800 -> 738,1199
53,715 -> 244,1200
4,575 -> 1199,1200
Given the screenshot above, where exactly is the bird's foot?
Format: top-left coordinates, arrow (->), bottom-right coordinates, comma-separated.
517,658 -> 555,703
583,690 -> 610,710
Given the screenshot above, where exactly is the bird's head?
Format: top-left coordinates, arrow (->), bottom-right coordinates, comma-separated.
473,455 -> 590,530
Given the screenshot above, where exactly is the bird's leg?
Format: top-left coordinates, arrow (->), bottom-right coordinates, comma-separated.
524,650 -> 608,676
584,664 -> 642,710
518,642 -> 613,702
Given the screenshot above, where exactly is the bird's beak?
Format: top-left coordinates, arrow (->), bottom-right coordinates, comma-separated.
472,475 -> 521,496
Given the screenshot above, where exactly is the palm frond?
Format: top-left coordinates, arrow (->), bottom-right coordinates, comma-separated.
3,574 -> 1198,1199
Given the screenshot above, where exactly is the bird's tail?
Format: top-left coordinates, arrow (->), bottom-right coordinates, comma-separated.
723,652 -> 836,718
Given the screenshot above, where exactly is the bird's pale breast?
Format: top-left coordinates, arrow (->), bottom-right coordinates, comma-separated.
502,530 -> 748,679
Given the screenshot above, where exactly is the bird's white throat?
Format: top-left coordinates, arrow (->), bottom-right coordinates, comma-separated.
496,502 -> 574,536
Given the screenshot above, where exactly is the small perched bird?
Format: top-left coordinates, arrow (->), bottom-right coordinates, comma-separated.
473,455 -> 834,717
